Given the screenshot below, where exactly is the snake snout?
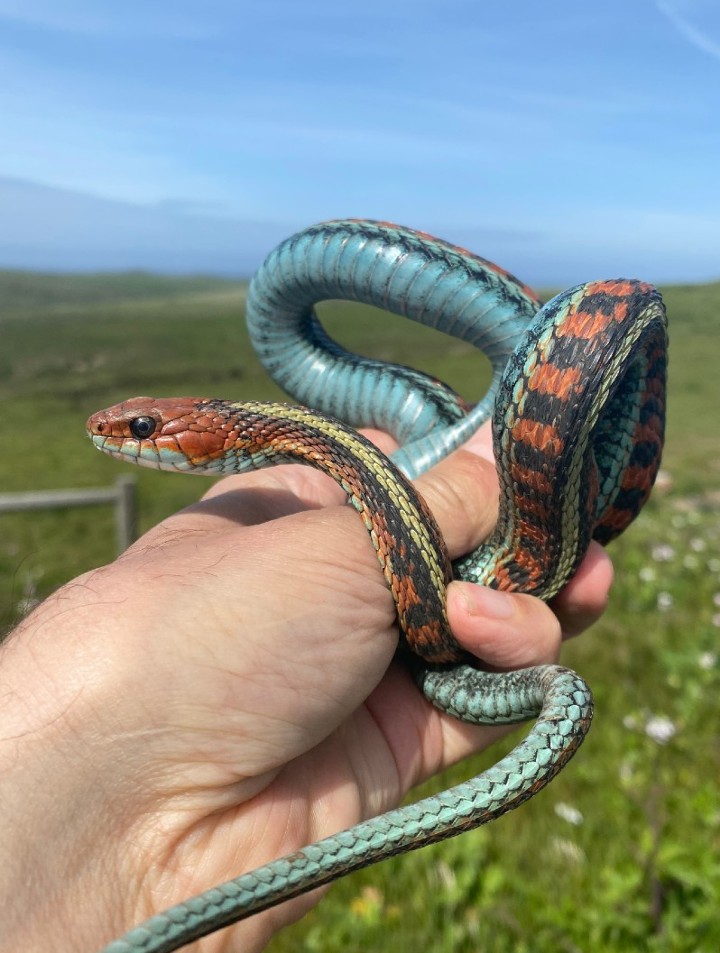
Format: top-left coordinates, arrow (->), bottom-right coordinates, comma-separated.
86,410 -> 110,437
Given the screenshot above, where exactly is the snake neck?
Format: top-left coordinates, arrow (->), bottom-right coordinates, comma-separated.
88,396 -> 463,665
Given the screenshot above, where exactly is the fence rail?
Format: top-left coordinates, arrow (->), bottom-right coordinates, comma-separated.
0,477 -> 137,553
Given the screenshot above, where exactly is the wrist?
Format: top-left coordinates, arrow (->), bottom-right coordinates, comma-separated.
0,578 -> 144,949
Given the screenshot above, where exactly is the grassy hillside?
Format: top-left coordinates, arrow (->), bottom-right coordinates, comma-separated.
0,267 -> 245,315
0,273 -> 718,951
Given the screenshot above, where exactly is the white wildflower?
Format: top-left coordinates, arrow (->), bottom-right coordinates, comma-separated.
654,470 -> 673,492
699,651 -> 717,670
689,537 -> 707,552
639,566 -> 656,583
550,837 -> 586,865
554,802 -> 584,826
644,715 -> 677,745
623,714 -> 639,730
651,544 -> 676,562
708,559 -> 720,573
657,591 -> 674,611
711,613 -> 720,629
434,860 -> 456,891
683,555 -> 699,570
713,593 -> 720,608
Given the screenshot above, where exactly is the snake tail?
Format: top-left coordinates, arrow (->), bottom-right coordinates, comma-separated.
94,659 -> 590,953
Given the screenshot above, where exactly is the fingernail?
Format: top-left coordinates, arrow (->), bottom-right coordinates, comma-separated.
459,583 -> 515,620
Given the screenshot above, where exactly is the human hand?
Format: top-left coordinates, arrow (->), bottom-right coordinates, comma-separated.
0,423 -> 612,952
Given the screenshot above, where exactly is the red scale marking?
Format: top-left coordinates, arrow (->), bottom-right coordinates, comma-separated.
556,306 -> 616,342
511,419 -> 564,456
491,565 -> 518,592
510,462 -> 553,496
645,375 -> 666,398
514,494 -> 552,525
596,505 -> 634,535
633,421 -> 664,446
528,363 -> 582,401
620,464 -> 655,494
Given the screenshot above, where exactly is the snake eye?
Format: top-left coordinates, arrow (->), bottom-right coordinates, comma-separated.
130,416 -> 157,439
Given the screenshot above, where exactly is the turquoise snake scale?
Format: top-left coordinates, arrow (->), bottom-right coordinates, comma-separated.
86,219 -> 668,952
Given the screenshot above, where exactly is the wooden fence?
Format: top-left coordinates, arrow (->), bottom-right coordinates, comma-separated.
0,476 -> 137,554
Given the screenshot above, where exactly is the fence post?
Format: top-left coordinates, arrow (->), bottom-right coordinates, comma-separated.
0,479 -> 138,555
115,476 -> 137,553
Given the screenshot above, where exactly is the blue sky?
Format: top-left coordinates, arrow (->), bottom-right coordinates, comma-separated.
1,0 -> 719,283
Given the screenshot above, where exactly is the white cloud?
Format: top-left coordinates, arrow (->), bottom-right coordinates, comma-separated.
656,0 -> 720,62
0,175 -> 294,273
1,175 -> 718,284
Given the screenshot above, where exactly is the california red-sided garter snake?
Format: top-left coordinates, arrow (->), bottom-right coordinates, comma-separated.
87,220 -> 668,952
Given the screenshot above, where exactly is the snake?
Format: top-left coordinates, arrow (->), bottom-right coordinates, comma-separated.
86,220 -> 668,953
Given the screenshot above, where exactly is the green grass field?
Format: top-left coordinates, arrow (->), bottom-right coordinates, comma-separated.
1,269 -> 718,951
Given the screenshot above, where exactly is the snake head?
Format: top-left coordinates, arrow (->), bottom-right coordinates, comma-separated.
86,396 -> 231,472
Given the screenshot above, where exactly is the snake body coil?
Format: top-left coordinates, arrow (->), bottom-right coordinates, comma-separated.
246,219 -> 541,478
87,220 -> 668,953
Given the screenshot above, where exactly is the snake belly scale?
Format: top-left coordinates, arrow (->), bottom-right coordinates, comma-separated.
86,220 -> 668,953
